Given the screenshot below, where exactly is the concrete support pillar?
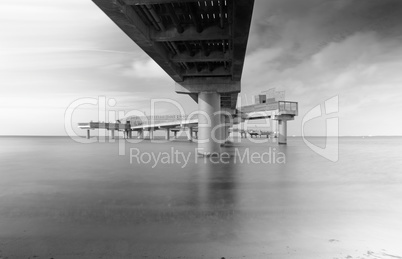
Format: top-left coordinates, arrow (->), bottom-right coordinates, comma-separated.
194,130 -> 198,139
149,129 -> 154,140
197,92 -> 221,155
165,128 -> 170,140
220,114 -> 226,145
110,130 -> 115,139
271,118 -> 277,138
86,129 -> 90,139
278,120 -> 287,144
173,130 -> 178,139
138,130 -> 144,139
188,127 -> 193,141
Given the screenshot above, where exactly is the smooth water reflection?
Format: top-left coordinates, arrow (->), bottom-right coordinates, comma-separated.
0,137 -> 401,258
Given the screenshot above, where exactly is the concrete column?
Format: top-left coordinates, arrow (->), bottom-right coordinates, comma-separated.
138,130 -> 144,139
220,114 -> 226,145
278,120 -> 287,144
270,118 -> 276,138
173,130 -> 178,139
110,130 -> 115,139
195,131 -> 198,139
198,92 -> 221,155
188,127 -> 193,141
165,128 -> 170,140
149,129 -> 154,140
86,129 -> 90,139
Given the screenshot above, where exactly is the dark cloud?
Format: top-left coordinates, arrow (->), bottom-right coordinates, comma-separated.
248,0 -> 402,68
241,0 -> 402,135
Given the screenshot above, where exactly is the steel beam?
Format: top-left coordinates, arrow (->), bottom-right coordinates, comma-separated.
150,26 -> 230,42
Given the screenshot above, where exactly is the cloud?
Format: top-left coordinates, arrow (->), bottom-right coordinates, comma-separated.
122,58 -> 171,79
2,0 -> 402,135
243,27 -> 402,135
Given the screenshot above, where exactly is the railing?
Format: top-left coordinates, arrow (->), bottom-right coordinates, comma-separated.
126,114 -> 198,126
278,101 -> 298,115
238,101 -> 298,115
77,122 -> 130,130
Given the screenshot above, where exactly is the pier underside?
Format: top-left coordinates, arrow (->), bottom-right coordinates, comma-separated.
92,0 -> 254,154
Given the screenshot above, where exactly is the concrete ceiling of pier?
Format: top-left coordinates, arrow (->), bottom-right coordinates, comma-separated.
92,0 -> 254,108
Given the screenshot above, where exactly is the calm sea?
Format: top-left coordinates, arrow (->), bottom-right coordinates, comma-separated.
0,136 -> 401,259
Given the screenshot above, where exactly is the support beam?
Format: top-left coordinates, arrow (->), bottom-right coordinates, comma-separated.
140,5 -> 161,31
200,41 -> 210,56
150,26 -> 230,42
183,42 -> 194,56
219,0 -> 224,29
145,4 -> 166,31
182,66 -> 231,77
231,0 -> 255,81
175,78 -> 240,94
87,130 -> 90,139
166,4 -> 184,33
187,2 -> 202,33
197,92 -> 221,155
110,129 -> 115,139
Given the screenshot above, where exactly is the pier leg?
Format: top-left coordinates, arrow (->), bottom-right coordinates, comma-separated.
220,114 -> 226,146
197,92 -> 221,155
165,128 -> 170,140
86,129 -> 90,139
225,126 -> 230,141
110,130 -> 115,139
188,127 -> 193,141
195,131 -> 198,139
278,120 -> 287,144
149,129 -> 154,140
173,131 -> 178,139
138,130 -> 144,139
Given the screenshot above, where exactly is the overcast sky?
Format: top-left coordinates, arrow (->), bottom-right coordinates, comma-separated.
1,0 -> 402,136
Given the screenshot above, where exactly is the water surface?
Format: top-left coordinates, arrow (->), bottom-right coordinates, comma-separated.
0,136 -> 401,258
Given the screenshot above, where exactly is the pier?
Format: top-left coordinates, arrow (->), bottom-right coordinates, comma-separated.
79,99 -> 298,144
90,0 -> 254,155
85,0 -> 298,152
